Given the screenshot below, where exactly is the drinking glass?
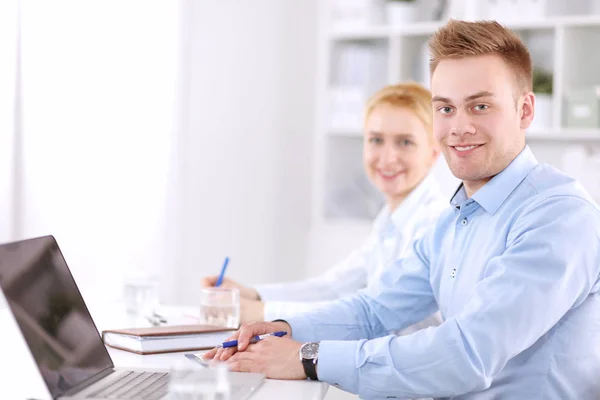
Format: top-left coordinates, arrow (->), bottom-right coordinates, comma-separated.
123,274 -> 159,326
167,358 -> 231,400
199,288 -> 240,329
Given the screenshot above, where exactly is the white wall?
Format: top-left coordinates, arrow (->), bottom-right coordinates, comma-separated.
0,0 -> 18,246
17,0 -> 179,306
4,0 -> 317,309
160,0 -> 318,305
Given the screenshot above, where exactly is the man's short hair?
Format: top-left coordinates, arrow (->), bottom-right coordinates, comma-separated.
429,20 -> 533,93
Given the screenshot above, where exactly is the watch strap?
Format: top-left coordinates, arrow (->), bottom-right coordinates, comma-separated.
302,357 -> 318,380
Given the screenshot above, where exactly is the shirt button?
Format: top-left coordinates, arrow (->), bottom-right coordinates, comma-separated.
461,218 -> 468,226
451,269 -> 457,278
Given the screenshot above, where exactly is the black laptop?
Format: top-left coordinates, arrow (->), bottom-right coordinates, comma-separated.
0,235 -> 264,399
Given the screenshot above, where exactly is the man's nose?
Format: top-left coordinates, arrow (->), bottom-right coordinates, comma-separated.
450,111 -> 476,136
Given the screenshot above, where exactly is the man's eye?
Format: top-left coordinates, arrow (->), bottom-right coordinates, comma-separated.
439,106 -> 453,114
474,104 -> 489,111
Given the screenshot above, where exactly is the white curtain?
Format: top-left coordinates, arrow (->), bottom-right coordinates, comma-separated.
3,0 -> 317,311
14,0 -> 180,306
0,0 -> 19,310
0,0 -> 18,244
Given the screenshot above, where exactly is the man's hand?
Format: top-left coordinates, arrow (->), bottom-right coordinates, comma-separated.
227,337 -> 306,380
203,321 -> 291,362
240,298 -> 265,324
200,276 -> 260,300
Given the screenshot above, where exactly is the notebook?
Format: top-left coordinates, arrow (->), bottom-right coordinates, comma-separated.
102,324 -> 235,355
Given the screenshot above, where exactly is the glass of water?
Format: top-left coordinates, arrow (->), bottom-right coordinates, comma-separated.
199,288 -> 240,329
168,359 -> 231,400
123,274 -> 159,326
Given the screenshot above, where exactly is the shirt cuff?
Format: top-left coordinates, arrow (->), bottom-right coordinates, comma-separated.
318,340 -> 360,394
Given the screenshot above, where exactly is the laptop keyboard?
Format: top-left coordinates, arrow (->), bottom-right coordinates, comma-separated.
86,371 -> 169,399
86,370 -> 249,399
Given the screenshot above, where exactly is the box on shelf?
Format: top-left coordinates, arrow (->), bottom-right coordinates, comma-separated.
330,0 -> 385,30
332,43 -> 387,87
328,86 -> 366,131
545,0 -> 589,17
331,42 -> 388,103
530,93 -> 553,130
562,146 -> 600,202
385,0 -> 419,26
565,85 -> 600,128
328,42 -> 387,131
484,0 -> 547,23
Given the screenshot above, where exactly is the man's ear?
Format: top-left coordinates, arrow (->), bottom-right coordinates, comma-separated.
520,92 -> 535,130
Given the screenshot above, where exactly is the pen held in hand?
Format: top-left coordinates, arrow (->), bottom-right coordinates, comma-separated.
215,256 -> 230,287
218,331 -> 288,349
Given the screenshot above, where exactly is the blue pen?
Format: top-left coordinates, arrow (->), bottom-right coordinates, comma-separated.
218,331 -> 287,348
215,257 -> 229,287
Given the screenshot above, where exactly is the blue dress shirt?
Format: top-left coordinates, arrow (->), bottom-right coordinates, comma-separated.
287,146 -> 600,399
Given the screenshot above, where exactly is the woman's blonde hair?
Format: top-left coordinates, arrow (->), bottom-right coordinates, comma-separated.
428,20 -> 532,93
364,82 -> 433,142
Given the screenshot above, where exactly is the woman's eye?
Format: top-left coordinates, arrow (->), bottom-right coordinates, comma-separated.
369,137 -> 383,144
439,106 -> 453,114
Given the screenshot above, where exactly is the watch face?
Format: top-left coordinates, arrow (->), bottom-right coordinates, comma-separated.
301,342 -> 319,359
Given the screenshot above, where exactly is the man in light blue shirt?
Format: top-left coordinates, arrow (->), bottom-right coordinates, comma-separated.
204,20 -> 600,399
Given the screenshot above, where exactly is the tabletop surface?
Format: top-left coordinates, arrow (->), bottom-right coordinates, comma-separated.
0,306 -> 328,399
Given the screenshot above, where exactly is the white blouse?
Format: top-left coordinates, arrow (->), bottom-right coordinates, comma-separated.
255,173 -> 448,327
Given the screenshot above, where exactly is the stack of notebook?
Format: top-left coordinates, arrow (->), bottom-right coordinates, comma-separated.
102,324 -> 235,355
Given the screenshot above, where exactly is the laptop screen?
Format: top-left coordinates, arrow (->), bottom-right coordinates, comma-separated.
0,236 -> 113,398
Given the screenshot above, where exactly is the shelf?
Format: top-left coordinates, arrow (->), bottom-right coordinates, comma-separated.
327,129 -> 600,142
329,26 -> 390,40
527,128 -> 600,141
329,15 -> 600,41
328,129 -> 362,138
392,21 -> 443,37
506,15 -> 600,30
320,2 -> 600,225
552,14 -> 600,28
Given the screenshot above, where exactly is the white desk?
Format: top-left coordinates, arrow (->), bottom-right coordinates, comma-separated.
0,307 -> 329,399
108,347 -> 328,400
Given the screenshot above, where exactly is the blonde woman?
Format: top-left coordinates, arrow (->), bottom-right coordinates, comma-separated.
202,82 -> 446,330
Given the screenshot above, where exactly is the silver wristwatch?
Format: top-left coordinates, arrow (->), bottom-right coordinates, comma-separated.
299,342 -> 319,380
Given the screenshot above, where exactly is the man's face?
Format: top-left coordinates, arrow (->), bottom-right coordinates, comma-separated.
431,54 -> 534,192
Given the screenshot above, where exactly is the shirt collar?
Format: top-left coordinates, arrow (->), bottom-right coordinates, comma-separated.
450,146 -> 539,215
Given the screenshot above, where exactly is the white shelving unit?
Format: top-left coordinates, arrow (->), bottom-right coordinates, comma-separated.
313,0 -> 600,234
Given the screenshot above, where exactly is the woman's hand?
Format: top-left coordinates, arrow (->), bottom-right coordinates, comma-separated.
240,298 -> 265,324
200,276 -> 260,300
